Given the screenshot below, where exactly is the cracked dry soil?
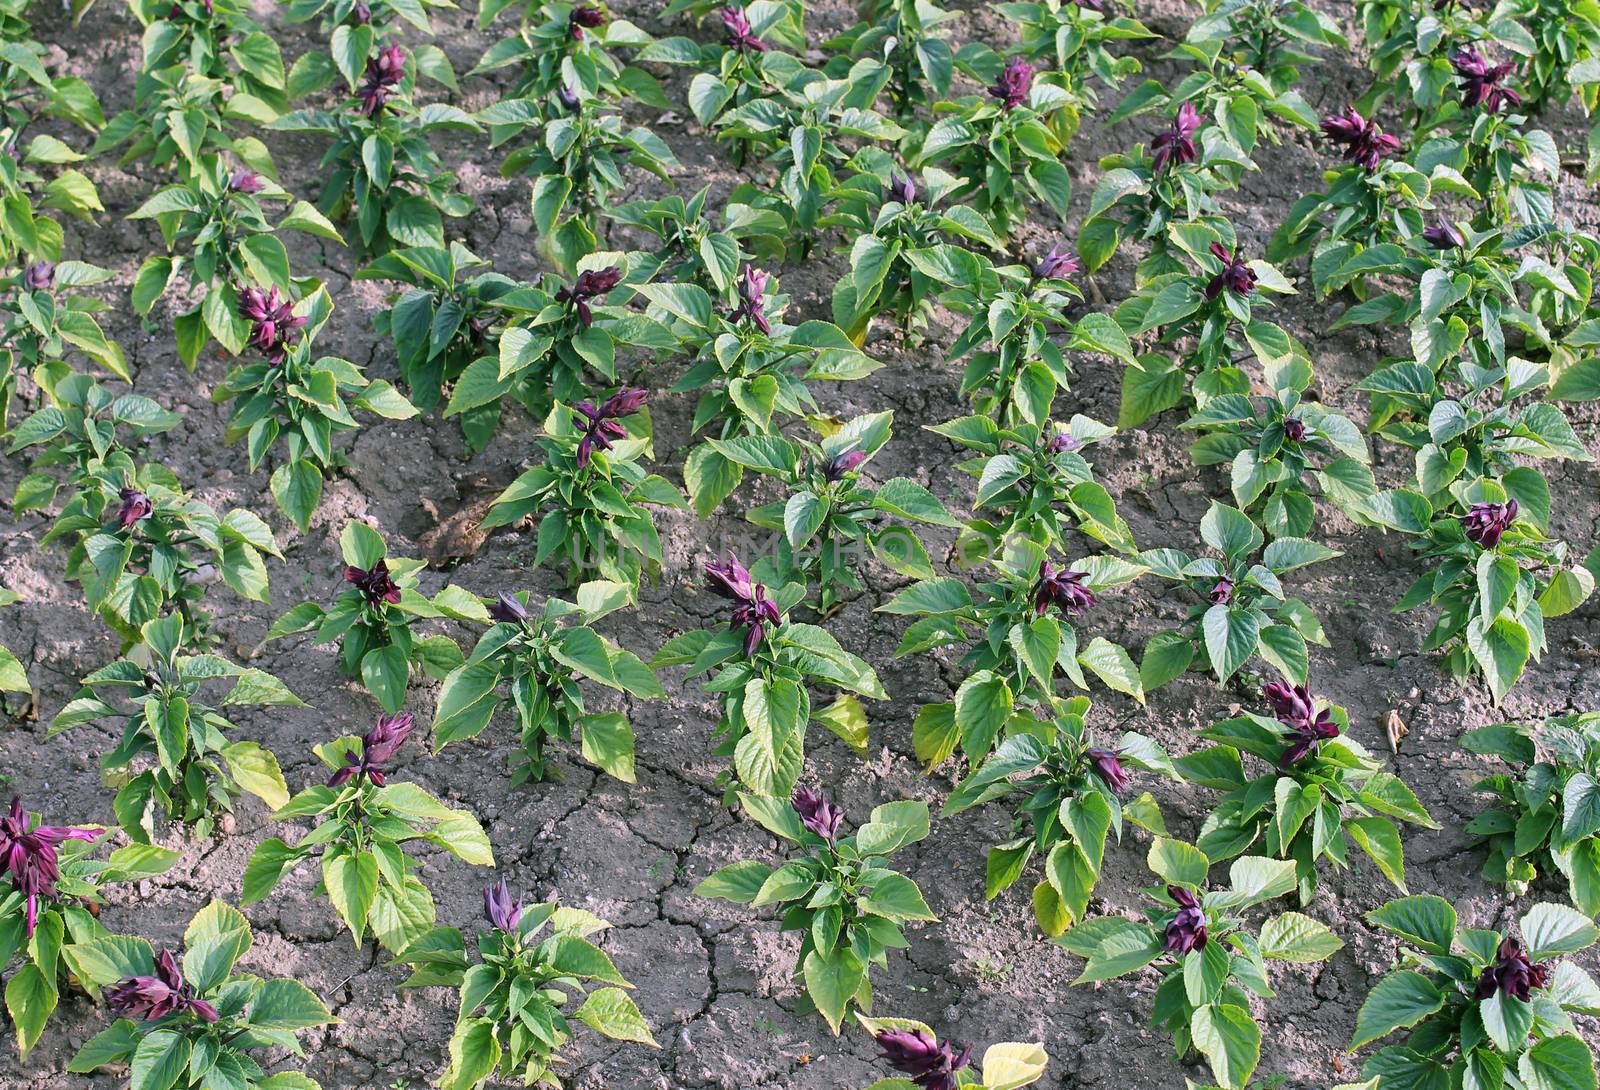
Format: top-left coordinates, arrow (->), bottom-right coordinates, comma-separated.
4,0 -> 1600,1088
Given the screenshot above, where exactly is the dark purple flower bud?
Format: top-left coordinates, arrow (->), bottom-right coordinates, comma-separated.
1085,747 -> 1129,793
1032,244 -> 1079,282
731,266 -> 771,335
1163,885 -> 1208,955
556,86 -> 580,112
1278,708 -> 1340,767
988,56 -> 1034,110
372,44 -> 407,83
23,261 -> 54,291
1282,416 -> 1307,443
107,949 -> 216,1022
1475,937 -> 1550,1002
1046,428 -> 1082,454
1264,680 -> 1316,724
1033,560 -> 1095,617
886,171 -> 917,205
822,449 -> 866,482
115,487 -> 152,530
569,3 -> 607,38
1320,106 -> 1402,172
1450,47 -> 1522,113
483,877 -> 524,933
719,6 -> 767,51
556,265 -> 623,329
1152,102 -> 1204,173
487,592 -> 530,624
351,0 -> 371,24
329,713 -> 413,787
705,553 -> 756,602
0,798 -> 103,936
1205,242 -> 1257,299
874,1027 -> 972,1090
1422,219 -> 1465,250
228,168 -> 265,194
1208,576 -> 1233,605
1460,499 -> 1518,549
344,558 -> 402,606
237,285 -> 307,363
573,386 -> 647,468
791,787 -> 844,843
704,552 -> 781,655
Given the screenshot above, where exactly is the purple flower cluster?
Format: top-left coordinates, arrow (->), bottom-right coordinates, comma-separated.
1152,103 -> 1203,173
1450,47 -> 1521,113
107,949 -> 218,1023
1208,576 -> 1233,605
328,713 -> 414,788
1205,242 -> 1257,299
344,558 -> 402,606
1032,244 -> 1079,282
731,266 -> 771,334
238,285 -> 307,363
488,592 -> 530,624
23,261 -> 53,291
569,3 -> 607,38
1460,499 -> 1517,549
705,553 -> 781,656
791,787 -> 844,843
1475,937 -> 1550,1002
1265,681 -> 1339,767
357,45 -> 407,117
574,386 -> 648,468
1282,416 -> 1307,443
484,876 -> 524,932
1085,747 -> 1128,793
874,1027 -> 972,1090
988,57 -> 1034,110
1163,885 -> 1207,955
1032,560 -> 1095,617
557,266 -> 622,329
228,168 -> 265,194
719,7 -> 767,51
1320,107 -> 1401,172
886,171 -> 917,205
1422,220 -> 1465,250
0,798 -> 103,935
822,449 -> 866,482
114,486 -> 152,530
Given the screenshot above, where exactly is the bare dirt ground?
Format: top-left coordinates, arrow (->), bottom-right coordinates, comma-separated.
4,0 -> 1600,1087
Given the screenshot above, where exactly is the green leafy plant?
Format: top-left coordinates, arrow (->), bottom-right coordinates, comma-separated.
473,0 -> 664,107
394,880 -> 657,1090
943,695 -> 1175,935
0,131 -> 104,270
826,0 -> 958,117
1057,843 -> 1343,1090
1000,0 -> 1155,146
432,582 -> 663,785
49,614 -> 299,841
93,65 -> 275,180
606,184 -> 783,299
64,900 -> 336,1090
244,714 -> 494,952
1351,896 -> 1600,1090
695,789 -> 935,1033
0,259 -> 127,429
1463,711 -> 1600,914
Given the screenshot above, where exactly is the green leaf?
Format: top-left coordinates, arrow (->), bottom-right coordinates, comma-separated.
1351,971 -> 1446,1049
1366,896 -> 1456,955
1147,838 -> 1209,888
270,459 -> 323,533
1520,1035 -> 1597,1090
247,978 -> 333,1030
1077,637 -> 1144,703
802,948 -> 864,1034
323,849 -> 379,946
361,643 -> 410,713
1203,605 -> 1261,682
575,987 -> 657,1045
1259,912 -> 1343,962
1191,1002 -> 1261,1090
6,963 -> 56,1058
1520,902 -> 1600,961
129,1029 -> 191,1090
445,1019 -> 501,1090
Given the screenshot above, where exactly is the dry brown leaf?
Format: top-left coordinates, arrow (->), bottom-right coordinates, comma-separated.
1381,709 -> 1409,754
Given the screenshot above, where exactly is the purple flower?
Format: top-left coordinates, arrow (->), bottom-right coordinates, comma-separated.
1205,242 -> 1257,299
556,265 -> 622,329
704,552 -> 781,656
356,45 -> 407,117
114,487 -> 152,530
874,1028 -> 972,1090
237,285 -> 307,363
822,449 -> 866,482
886,171 -> 917,205
1047,429 -> 1082,454
1032,244 -> 1079,282
569,3 -> 607,38
1282,416 -> 1307,443
573,386 -> 648,468
988,57 -> 1034,110
1152,103 -> 1204,173
1461,499 -> 1517,549
1422,220 -> 1465,250
731,266 -> 771,335
23,261 -> 54,291
1085,747 -> 1128,793
1264,681 -> 1315,723
1278,709 -> 1339,767
1208,576 -> 1233,605
1032,560 -> 1095,617
719,6 -> 767,51
107,949 -> 218,1023
1475,937 -> 1550,1002
483,877 -> 524,933
228,168 -> 265,194
1073,0 -> 1105,9
328,713 -> 414,788
351,0 -> 370,23
0,799 -> 103,936
1450,47 -> 1521,113
344,558 -> 402,606
1163,885 -> 1207,955
556,85 -> 580,112
1320,106 -> 1401,172
487,592 -> 530,624
791,787 -> 844,843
